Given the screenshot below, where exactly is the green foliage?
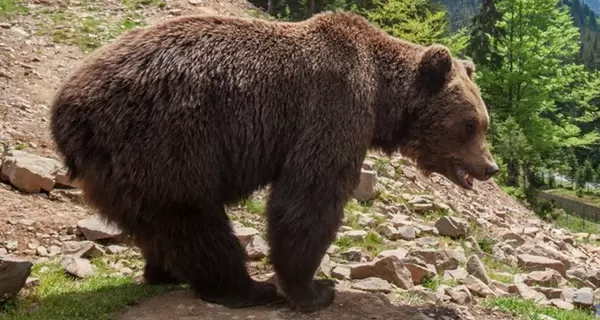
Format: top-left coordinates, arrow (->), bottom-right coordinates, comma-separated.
484,296 -> 595,320
334,231 -> 387,256
582,158 -> 595,190
242,196 -> 266,215
359,0 -> 449,46
477,237 -> 494,254
476,0 -> 600,188
121,0 -> 166,9
467,0 -> 503,68
0,0 -> 28,17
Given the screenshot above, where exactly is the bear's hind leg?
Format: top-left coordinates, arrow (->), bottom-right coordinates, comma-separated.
144,261 -> 182,285
150,203 -> 284,308
266,179 -> 346,312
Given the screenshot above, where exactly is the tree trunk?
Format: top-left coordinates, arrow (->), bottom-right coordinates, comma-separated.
307,0 -> 315,17
506,159 -> 519,187
267,0 -> 275,16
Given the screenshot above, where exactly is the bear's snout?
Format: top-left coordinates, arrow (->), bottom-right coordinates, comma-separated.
483,163 -> 499,180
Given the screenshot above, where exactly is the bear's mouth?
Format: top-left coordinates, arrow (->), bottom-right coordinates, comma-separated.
451,158 -> 474,189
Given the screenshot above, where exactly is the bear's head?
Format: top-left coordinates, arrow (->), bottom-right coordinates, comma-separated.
403,44 -> 498,190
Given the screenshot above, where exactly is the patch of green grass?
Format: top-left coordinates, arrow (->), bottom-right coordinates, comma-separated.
0,0 -> 28,18
484,296 -> 595,320
344,199 -> 370,213
489,272 -> 514,284
547,188 -> 600,208
372,158 -> 391,176
394,291 -> 426,304
554,212 -> 600,235
481,255 -> 522,275
334,231 -> 390,256
421,276 -> 458,291
422,209 -> 449,221
334,236 -> 354,252
242,196 -> 266,216
344,212 -> 362,230
477,237 -> 494,254
0,259 -> 180,320
121,0 -> 166,10
35,9 -> 117,52
32,0 -> 149,53
377,189 -> 402,204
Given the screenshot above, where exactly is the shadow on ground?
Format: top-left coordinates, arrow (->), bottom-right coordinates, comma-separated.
1,281 -> 514,320
116,289 -> 476,320
0,282 -> 181,320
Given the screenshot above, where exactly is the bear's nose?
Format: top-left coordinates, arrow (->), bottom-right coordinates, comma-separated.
484,163 -> 499,180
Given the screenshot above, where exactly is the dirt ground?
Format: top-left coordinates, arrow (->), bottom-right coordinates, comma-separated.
116,288 -> 515,320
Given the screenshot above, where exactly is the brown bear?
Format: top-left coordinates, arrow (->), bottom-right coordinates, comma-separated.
49,11 -> 498,312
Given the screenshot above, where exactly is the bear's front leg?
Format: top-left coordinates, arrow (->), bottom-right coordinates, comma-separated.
266,177 -> 348,312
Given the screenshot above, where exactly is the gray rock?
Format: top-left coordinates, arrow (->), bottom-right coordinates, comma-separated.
523,270 -> 563,287
35,246 -> 48,257
47,245 -> 61,257
466,255 -> 491,285
245,235 -> 269,260
501,232 -> 526,247
326,244 -> 340,255
460,275 -> 496,298
407,248 -> 465,273
517,254 -> 566,276
0,150 -> 62,193
54,169 -> 80,189
377,248 -> 408,260
331,266 -> 351,280
319,254 -> 334,278
357,215 -> 377,228
4,241 -> 18,252
349,255 -> 414,289
341,247 -> 362,262
572,287 -> 594,309
561,287 -> 575,302
0,256 -> 33,300
61,241 -> 105,258
376,223 -> 400,241
446,285 -> 472,304
343,230 -> 368,241
351,277 -> 392,293
435,216 -> 469,238
60,256 -> 94,279
77,215 -> 123,241
550,299 -> 575,310
397,226 -> 417,241
401,257 -> 436,285
352,169 -> 378,201
233,226 -> 259,247
443,268 -> 469,281
515,283 -> 548,303
106,245 -> 128,254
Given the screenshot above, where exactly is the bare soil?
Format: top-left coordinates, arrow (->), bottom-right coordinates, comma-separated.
115,288 -> 514,320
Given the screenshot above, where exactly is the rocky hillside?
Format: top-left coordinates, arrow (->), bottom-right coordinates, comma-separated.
2,1 -> 600,320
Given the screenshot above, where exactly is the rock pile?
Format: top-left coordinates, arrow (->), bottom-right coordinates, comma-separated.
2,149 -> 600,316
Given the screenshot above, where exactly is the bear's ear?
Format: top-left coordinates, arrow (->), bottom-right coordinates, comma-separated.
418,44 -> 452,91
459,59 -> 476,79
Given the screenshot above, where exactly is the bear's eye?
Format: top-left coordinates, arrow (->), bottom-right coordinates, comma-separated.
465,122 -> 476,136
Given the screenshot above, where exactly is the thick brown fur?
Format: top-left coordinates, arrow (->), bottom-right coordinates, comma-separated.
49,11 -> 497,312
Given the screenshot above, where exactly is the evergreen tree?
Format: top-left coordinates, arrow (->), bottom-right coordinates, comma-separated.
467,0 -> 504,69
